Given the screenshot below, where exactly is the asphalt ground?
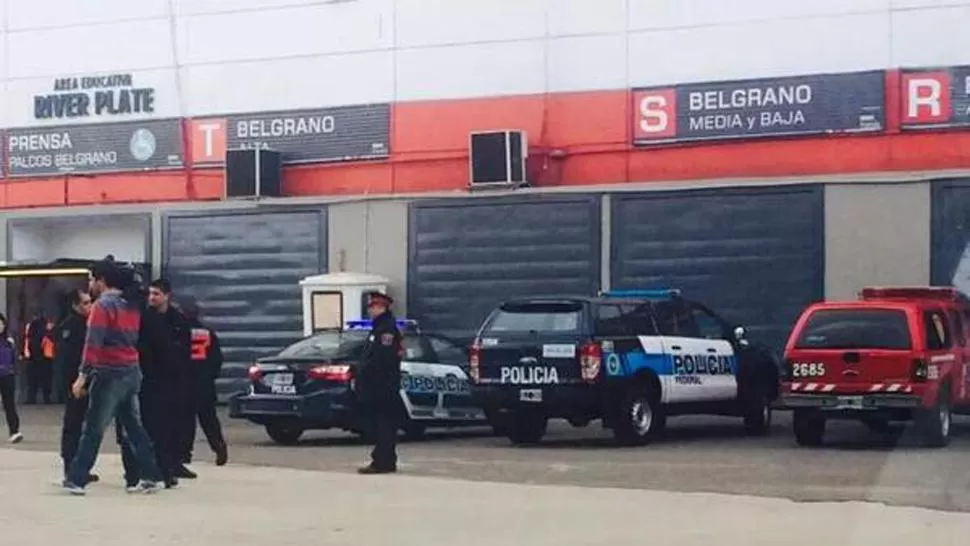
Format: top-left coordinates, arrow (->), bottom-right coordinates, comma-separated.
9,404 -> 970,513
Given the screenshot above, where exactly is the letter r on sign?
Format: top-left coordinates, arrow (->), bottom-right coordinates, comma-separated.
632,89 -> 677,141
902,72 -> 951,124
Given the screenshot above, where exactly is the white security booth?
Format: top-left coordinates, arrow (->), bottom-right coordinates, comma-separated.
298,272 -> 390,337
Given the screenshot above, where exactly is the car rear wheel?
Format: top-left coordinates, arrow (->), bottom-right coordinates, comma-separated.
612,384 -> 665,446
265,423 -> 305,445
792,409 -> 825,447
916,389 -> 952,448
507,410 -> 547,446
742,394 -> 772,436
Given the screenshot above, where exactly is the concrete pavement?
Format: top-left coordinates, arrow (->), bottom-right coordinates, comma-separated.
2,448 -> 969,546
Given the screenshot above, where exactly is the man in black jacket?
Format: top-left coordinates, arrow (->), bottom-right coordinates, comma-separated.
356,292 -> 403,475
178,297 -> 228,469
140,278 -> 194,487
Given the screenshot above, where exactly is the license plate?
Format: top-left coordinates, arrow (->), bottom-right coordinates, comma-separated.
519,389 -> 542,402
270,373 -> 293,386
835,395 -> 864,410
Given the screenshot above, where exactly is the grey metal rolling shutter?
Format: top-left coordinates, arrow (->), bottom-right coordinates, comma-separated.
163,209 -> 327,397
408,195 -> 601,338
931,179 -> 970,289
611,185 -> 824,356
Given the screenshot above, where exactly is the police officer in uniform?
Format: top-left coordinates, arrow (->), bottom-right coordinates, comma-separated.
356,292 -> 403,475
178,297 -> 229,468
57,289 -> 95,481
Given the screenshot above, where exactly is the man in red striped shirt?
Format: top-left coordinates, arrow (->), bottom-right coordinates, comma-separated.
63,259 -> 165,495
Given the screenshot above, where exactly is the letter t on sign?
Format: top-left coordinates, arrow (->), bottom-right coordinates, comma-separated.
902,72 -> 952,125
189,118 -> 228,164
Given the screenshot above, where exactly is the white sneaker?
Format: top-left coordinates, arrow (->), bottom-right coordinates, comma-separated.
9,432 -> 23,444
127,480 -> 163,494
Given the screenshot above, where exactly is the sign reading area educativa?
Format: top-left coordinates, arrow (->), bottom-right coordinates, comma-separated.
33,73 -> 156,120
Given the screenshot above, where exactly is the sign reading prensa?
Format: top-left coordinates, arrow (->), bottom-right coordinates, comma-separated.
900,66 -> 970,130
632,71 -> 885,145
33,74 -> 156,121
6,119 -> 184,176
189,104 -> 390,165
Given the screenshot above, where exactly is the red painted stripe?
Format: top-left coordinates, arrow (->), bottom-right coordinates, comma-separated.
3,69 -> 970,208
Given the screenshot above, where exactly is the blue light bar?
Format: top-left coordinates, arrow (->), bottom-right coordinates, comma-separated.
601,289 -> 681,299
345,319 -> 419,331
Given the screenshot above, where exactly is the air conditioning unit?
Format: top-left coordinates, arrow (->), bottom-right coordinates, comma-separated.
225,148 -> 283,199
468,130 -> 528,189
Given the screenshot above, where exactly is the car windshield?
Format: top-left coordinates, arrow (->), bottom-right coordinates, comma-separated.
483,302 -> 583,333
795,308 -> 912,350
275,330 -> 369,359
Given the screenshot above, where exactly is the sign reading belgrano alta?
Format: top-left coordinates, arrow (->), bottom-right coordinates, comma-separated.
6,119 -> 184,176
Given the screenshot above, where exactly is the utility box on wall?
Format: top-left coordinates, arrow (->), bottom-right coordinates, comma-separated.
469,130 -> 528,189
225,148 -> 283,199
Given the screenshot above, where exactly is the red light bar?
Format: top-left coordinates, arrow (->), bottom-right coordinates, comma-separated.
859,286 -> 961,301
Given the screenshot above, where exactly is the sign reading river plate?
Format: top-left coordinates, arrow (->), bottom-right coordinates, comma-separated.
632,70 -> 885,145
6,119 -> 184,177
189,103 -> 390,165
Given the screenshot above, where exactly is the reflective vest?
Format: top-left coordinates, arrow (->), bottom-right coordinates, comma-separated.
23,321 -> 55,360
190,328 -> 211,362
21,323 -> 29,359
41,321 -> 55,359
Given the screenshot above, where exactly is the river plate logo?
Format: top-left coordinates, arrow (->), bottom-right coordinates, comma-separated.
129,128 -> 157,162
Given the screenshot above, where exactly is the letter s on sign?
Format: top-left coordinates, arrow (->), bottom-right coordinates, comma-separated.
633,88 -> 676,140
639,95 -> 668,133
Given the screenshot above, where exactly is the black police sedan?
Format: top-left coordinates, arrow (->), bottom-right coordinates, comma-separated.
229,320 -> 494,444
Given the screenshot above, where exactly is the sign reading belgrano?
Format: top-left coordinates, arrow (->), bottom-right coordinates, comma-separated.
6,119 -> 184,176
211,104 -> 390,164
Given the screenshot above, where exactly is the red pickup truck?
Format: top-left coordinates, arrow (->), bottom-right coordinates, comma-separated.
781,286 -> 970,448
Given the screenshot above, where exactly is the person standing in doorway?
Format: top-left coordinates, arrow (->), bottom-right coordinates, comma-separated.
356,292 -> 403,475
140,279 -> 194,486
179,297 -> 228,469
0,314 -> 23,444
63,259 -> 164,495
24,313 -> 55,404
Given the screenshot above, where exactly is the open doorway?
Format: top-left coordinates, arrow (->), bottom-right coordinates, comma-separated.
1,259 -> 151,404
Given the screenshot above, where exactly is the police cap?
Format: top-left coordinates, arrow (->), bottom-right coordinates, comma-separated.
367,292 -> 394,306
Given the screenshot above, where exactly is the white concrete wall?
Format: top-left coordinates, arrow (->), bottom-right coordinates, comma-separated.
8,215 -> 149,263
0,0 -> 966,126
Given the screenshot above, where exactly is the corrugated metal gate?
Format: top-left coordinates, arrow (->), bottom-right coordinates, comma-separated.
163,209 -> 327,397
408,195 -> 601,338
931,178 -> 970,289
611,185 -> 824,356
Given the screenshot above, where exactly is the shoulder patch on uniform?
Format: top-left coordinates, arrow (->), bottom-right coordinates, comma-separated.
381,333 -> 394,346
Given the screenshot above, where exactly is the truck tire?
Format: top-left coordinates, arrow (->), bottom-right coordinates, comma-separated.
742,394 -> 772,436
507,410 -> 547,446
265,423 -> 304,445
612,383 -> 665,446
792,409 -> 825,447
916,388 -> 952,448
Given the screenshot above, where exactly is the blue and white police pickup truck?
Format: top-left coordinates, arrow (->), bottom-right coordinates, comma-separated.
468,290 -> 780,446
230,320 -> 493,444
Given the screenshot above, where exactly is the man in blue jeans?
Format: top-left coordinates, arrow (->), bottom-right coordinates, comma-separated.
63,259 -> 165,495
